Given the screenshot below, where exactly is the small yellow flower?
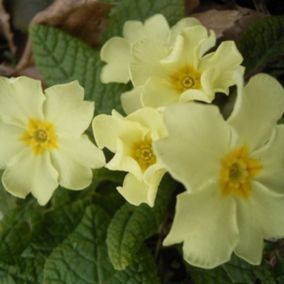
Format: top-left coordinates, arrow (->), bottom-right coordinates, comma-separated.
123,28 -> 243,112
0,77 -> 105,205
92,107 -> 166,207
154,74 -> 284,268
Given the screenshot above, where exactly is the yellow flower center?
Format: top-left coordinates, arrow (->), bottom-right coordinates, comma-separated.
219,145 -> 262,199
21,119 -> 58,155
132,137 -> 156,171
170,65 -> 201,93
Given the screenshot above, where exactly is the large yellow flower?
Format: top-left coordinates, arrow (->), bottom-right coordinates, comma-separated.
100,14 -> 201,84
0,77 -> 105,205
122,25 -> 243,113
92,107 -> 166,207
154,74 -> 284,268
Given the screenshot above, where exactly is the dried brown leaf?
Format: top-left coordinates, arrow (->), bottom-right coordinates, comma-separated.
223,7 -> 266,41
192,8 -> 264,39
31,0 -> 112,47
0,64 -> 14,76
17,0 -> 112,75
14,65 -> 42,80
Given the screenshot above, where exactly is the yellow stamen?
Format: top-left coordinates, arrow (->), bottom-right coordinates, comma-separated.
219,145 -> 262,199
170,65 -> 201,93
132,136 -> 156,171
21,119 -> 58,155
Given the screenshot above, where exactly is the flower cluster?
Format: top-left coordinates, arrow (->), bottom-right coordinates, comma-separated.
0,14 -> 284,270
98,14 -> 284,269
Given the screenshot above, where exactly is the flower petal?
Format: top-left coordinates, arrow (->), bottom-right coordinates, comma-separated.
117,164 -> 165,207
100,37 -> 131,83
160,35 -> 185,65
121,86 -> 143,114
144,164 -> 166,206
0,122 -> 23,168
0,76 -> 45,127
59,135 -> 105,169
117,173 -> 149,206
130,39 -> 170,86
2,149 -> 58,205
199,41 -> 243,95
128,107 -> 167,140
154,103 -> 231,191
44,81 -> 94,137
106,138 -> 142,179
51,136 -> 103,190
201,66 -> 244,100
124,14 -> 170,41
122,21 -> 143,41
170,17 -> 201,44
164,182 -> 238,269
235,182 -> 284,264
253,125 -> 284,195
169,26 -> 215,65
228,73 -> 284,150
142,76 -> 179,108
199,41 -> 243,73
92,110 -> 147,151
180,88 -> 213,103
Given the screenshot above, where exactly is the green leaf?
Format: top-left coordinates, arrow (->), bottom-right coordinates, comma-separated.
107,176 -> 176,270
0,176 -> 17,219
0,200 -> 42,265
30,24 -> 129,114
93,168 -> 126,185
35,199 -> 90,250
43,205 -> 160,284
0,177 -> 125,283
238,16 -> 284,75
0,197 -> 92,283
189,255 -> 275,284
0,262 -> 17,284
102,0 -> 185,41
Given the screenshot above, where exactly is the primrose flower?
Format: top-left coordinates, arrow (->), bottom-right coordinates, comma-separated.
100,14 -> 201,84
92,107 -> 166,207
122,27 -> 243,113
154,74 -> 284,268
0,77 -> 105,205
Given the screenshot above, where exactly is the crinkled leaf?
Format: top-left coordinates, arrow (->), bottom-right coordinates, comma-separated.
239,16 -> 284,75
30,24 -> 129,114
189,255 -> 275,284
0,197 -> 92,283
0,200 -> 42,265
107,176 -> 176,270
35,199 -> 90,250
43,205 -> 160,284
0,254 -> 46,284
0,262 -> 17,284
102,0 -> 185,41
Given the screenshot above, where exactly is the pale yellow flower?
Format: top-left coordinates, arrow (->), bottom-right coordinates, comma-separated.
92,107 -> 166,207
100,14 -> 201,84
154,74 -> 284,268
122,26 -> 243,113
0,77 -> 105,205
